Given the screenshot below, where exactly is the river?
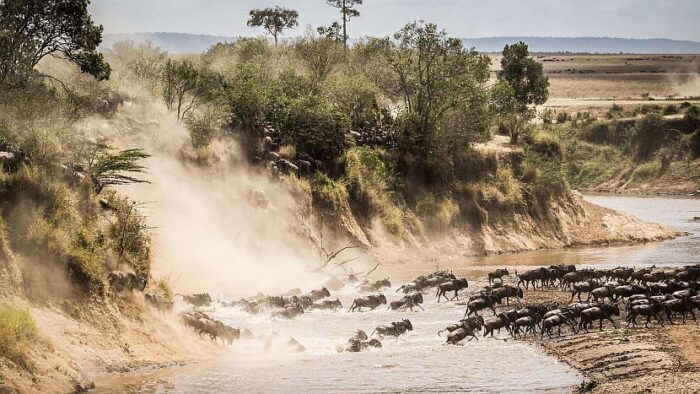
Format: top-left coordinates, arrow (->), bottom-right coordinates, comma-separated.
91,195 -> 699,393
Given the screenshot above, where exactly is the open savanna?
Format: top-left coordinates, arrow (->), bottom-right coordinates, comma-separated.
489,54 -> 700,106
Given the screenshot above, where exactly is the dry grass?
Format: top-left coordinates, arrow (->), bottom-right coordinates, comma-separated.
0,305 -> 39,370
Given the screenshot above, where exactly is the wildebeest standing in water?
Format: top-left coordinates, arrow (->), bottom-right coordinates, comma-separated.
307,287 -> 331,302
348,294 -> 387,312
371,319 -> 413,338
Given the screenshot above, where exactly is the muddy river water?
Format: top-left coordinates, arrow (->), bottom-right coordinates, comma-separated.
92,195 -> 700,393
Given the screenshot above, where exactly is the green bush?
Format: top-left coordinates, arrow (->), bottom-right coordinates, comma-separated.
555,111 -> 569,124
280,97 -> 352,161
632,114 -> 668,162
662,104 -> 678,115
0,305 -> 38,370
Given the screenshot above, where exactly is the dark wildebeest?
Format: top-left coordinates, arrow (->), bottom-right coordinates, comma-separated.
359,278 -> 391,293
613,284 -> 648,301
516,268 -> 548,290
179,293 -> 213,307
541,312 -> 575,339
589,284 -> 616,303
608,267 -> 634,282
309,299 -> 342,311
445,327 -> 479,344
663,298 -> 696,324
547,265 -> 577,288
273,305 -> 304,319
108,271 -> 148,292
570,280 -> 599,302
577,304 -> 620,332
345,330 -> 382,352
389,293 -> 424,311
626,302 -> 664,327
465,295 -> 497,318
438,316 -> 485,337
511,313 -> 542,339
483,313 -> 512,338
491,285 -> 524,306
436,278 -> 469,302
348,294 -> 387,312
145,293 -> 174,314
371,319 -> 413,338
488,269 -> 509,286
307,287 -> 331,302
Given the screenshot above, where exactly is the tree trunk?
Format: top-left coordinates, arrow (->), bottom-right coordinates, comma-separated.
342,0 -> 348,50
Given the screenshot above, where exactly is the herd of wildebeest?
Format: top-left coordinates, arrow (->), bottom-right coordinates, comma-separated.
109,263 -> 700,352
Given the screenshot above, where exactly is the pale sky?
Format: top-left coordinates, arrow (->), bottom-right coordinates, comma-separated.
89,0 -> 700,41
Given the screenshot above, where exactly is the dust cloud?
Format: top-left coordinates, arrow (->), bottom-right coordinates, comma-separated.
83,100 -> 328,298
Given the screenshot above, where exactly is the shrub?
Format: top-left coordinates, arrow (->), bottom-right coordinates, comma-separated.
662,104 -> 678,115
632,114 -> 668,162
629,161 -> 662,187
555,111 -> 569,124
0,305 -> 38,370
416,194 -> 459,231
689,129 -> 700,158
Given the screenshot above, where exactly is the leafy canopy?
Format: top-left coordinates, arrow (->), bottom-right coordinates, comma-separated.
0,0 -> 111,84
247,7 -> 299,45
324,0 -> 363,48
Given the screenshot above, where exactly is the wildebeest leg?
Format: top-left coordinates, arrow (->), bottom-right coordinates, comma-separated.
451,290 -> 459,301
609,317 -> 618,329
490,306 -> 497,315
415,304 -> 425,311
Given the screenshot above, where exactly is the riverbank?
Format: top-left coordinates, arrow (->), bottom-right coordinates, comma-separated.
0,295 -> 221,393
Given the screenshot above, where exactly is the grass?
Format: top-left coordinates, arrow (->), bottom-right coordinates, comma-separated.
0,305 -> 39,370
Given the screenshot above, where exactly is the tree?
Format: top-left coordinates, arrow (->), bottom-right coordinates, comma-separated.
295,35 -> 344,85
0,0 -> 111,84
161,59 -> 221,121
83,142 -> 151,194
494,41 -> 549,143
247,6 -> 299,46
324,0 -> 363,50
387,21 -> 491,178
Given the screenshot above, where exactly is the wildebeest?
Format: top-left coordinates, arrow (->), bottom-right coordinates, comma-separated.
348,294 -> 387,312
626,302 -> 664,327
577,304 -> 620,332
488,269 -> 509,285
465,295 -> 497,317
483,313 -> 512,338
309,299 -> 342,311
438,316 -> 485,337
345,330 -> 382,352
511,313 -> 542,339
663,298 -> 696,324
445,327 -> 479,344
436,278 -> 469,302
371,319 -> 413,338
145,293 -> 174,314
179,311 -> 240,346
613,284 -> 648,301
108,271 -> 148,292
179,293 -> 213,307
273,305 -> 304,319
491,285 -> 524,306
389,293 -> 424,311
589,284 -> 616,303
307,287 -> 331,301
359,279 -> 391,293
516,268 -> 548,290
541,312 -> 575,338
570,280 -> 599,302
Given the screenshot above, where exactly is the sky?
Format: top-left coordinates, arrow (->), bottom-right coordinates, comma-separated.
89,0 -> 700,41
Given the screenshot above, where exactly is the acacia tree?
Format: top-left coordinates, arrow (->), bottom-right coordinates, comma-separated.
324,0 -> 363,50
82,142 -> 151,194
493,41 -> 549,143
387,21 -> 491,169
161,59 -> 221,121
0,0 -> 111,84
247,7 -> 299,45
